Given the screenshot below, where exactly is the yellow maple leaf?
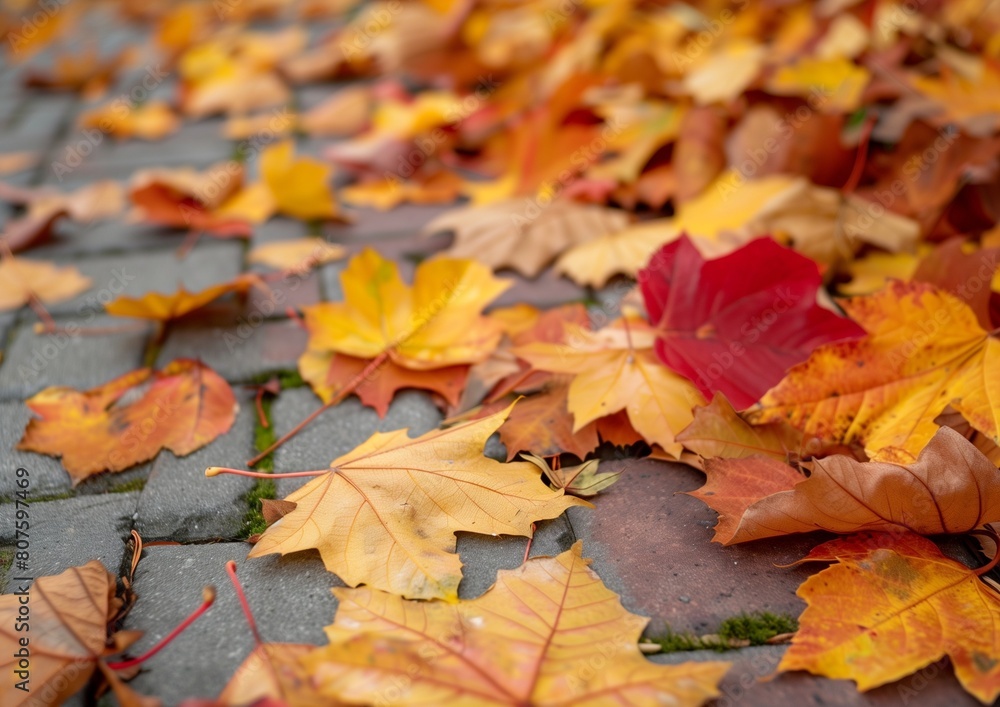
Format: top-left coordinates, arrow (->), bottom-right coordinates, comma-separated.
260,140 -> 339,221
230,404 -> 588,600
748,280 -> 1000,461
767,56 -> 870,113
303,248 -> 510,371
304,542 -> 730,705
514,319 -> 706,456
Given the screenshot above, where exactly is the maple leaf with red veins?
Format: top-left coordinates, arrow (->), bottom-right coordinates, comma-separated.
639,235 -> 864,409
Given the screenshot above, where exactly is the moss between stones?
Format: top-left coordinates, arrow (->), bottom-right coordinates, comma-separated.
30,490 -> 76,503
243,396 -> 277,538
718,611 -> 798,645
246,369 -> 305,390
649,611 -> 799,653
0,548 -> 12,586
110,477 -> 147,494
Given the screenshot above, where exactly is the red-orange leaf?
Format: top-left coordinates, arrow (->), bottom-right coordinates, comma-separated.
19,359 -> 238,483
780,532 -> 1000,703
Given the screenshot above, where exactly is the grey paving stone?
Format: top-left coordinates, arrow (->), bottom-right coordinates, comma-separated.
0,314 -> 151,400
134,392 -> 258,542
247,216 -> 309,249
249,266 -> 323,310
27,219 -> 185,258
45,241 -> 243,317
324,203 -> 456,241
3,93 -> 74,140
270,387 -> 443,496
124,544 -> 340,704
0,401 -> 73,499
0,492 -> 139,592
456,515 -> 576,600
155,313 -> 309,384
83,120 -> 233,172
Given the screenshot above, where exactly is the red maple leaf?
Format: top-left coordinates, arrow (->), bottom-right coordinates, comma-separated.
639,235 -> 864,409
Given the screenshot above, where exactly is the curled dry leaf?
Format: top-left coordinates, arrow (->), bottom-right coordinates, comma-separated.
19,359 -> 238,482
781,532 -> 1000,703
640,235 -> 865,410
696,427 -> 1000,544
521,452 -> 621,497
0,257 -> 91,312
748,280 -> 1000,461
304,542 -> 730,706
425,197 -> 630,277
240,404 -> 588,600
0,561 -> 141,707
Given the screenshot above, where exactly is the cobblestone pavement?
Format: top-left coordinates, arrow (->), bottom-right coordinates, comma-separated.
0,6 -> 984,707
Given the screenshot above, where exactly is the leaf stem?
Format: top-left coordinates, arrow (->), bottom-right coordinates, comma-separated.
245,350 -> 389,466
105,586 -> 215,671
225,561 -> 263,647
207,466 -> 328,478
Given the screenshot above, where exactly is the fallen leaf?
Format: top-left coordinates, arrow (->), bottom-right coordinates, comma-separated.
780,532 -> 1000,703
20,359 -> 238,482
299,84 -> 372,136
0,206 -> 67,252
304,542 -> 730,705
0,561 -> 138,707
79,100 -> 180,140
710,427 -> 1000,544
496,382 -> 600,461
767,56 -> 870,113
521,453 -> 621,497
554,218 -> 678,287
687,456 -> 804,545
640,235 -> 865,410
247,238 -> 346,271
0,257 -> 91,312
838,247 -> 927,296
748,280 -> 1000,461
912,238 -> 1000,330
425,197 -> 630,277
260,140 -> 340,221
301,247 -> 508,371
105,275 -> 264,323
340,170 -> 463,210
129,163 -> 254,237
677,393 -> 808,462
0,151 -> 37,175
299,350 -> 468,416
240,404 -> 587,600
514,319 -> 706,456
217,644 -> 326,707
682,40 -> 765,105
